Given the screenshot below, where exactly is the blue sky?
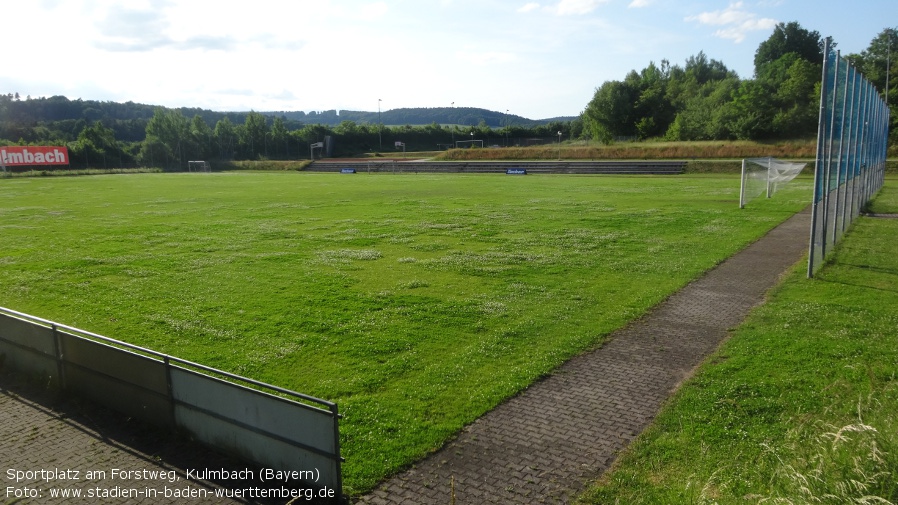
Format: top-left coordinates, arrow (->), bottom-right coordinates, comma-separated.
1,0 -> 892,119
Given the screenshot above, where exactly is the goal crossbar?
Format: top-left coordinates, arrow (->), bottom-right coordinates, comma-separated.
188,160 -> 211,173
454,139 -> 484,149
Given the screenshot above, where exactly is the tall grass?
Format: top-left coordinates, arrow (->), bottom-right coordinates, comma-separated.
436,140 -> 818,161
0,167 -> 162,178
762,414 -> 897,504
219,159 -> 312,171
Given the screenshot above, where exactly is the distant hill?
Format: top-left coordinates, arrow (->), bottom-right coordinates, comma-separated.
262,107 -> 577,128
1,94 -> 577,137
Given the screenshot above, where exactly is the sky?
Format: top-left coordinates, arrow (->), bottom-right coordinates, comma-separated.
1,0 -> 893,120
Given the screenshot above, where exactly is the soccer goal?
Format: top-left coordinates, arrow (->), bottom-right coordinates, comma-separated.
454,139 -> 484,149
739,157 -> 806,208
188,160 -> 211,173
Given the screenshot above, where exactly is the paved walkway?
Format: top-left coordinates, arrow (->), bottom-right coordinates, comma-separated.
0,373 -> 277,504
360,209 -> 812,504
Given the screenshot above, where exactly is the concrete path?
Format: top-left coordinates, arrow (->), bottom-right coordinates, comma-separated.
0,373 -> 268,504
359,209 -> 811,504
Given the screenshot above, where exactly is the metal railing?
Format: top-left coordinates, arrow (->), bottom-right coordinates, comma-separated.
0,306 -> 343,499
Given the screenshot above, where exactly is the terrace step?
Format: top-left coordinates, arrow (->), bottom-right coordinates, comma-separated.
306,160 -> 686,175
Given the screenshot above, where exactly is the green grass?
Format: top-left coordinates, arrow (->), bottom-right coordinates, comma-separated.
0,167 -> 162,178
436,139 -> 819,161
0,172 -> 810,495
576,180 -> 898,504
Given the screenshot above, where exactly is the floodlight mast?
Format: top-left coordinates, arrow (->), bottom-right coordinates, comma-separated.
505,109 -> 509,147
451,102 -> 455,144
557,131 -> 562,160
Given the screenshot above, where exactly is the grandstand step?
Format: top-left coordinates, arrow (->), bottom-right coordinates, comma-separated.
306,161 -> 686,175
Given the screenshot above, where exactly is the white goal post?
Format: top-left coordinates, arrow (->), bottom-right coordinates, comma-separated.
454,139 -> 484,149
739,157 -> 806,208
188,160 -> 211,173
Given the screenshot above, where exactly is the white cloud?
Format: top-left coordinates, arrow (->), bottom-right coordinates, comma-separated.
455,50 -> 518,66
685,1 -> 777,43
359,2 -> 389,20
6,0 -> 825,119
555,0 -> 610,16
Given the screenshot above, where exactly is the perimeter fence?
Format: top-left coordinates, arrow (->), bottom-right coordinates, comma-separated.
0,306 -> 343,500
808,37 -> 890,277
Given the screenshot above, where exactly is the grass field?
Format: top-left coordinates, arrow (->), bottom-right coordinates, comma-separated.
0,171 -> 811,494
577,180 -> 898,504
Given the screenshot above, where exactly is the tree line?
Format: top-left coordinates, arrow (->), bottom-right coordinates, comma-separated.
0,97 -> 578,169
583,23 -> 896,144
272,108 -> 574,128
1,22 -> 894,170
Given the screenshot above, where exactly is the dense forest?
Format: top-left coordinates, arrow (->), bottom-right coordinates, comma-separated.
583,23 -> 896,144
1,22 -> 894,170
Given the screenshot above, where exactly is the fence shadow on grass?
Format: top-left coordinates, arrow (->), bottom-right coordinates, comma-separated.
815,264 -> 898,294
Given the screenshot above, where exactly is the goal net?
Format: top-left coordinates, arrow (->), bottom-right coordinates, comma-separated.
454,139 -> 484,149
739,157 -> 806,208
188,160 -> 211,173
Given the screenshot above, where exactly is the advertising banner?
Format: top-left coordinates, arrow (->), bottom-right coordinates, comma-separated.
0,146 -> 70,166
